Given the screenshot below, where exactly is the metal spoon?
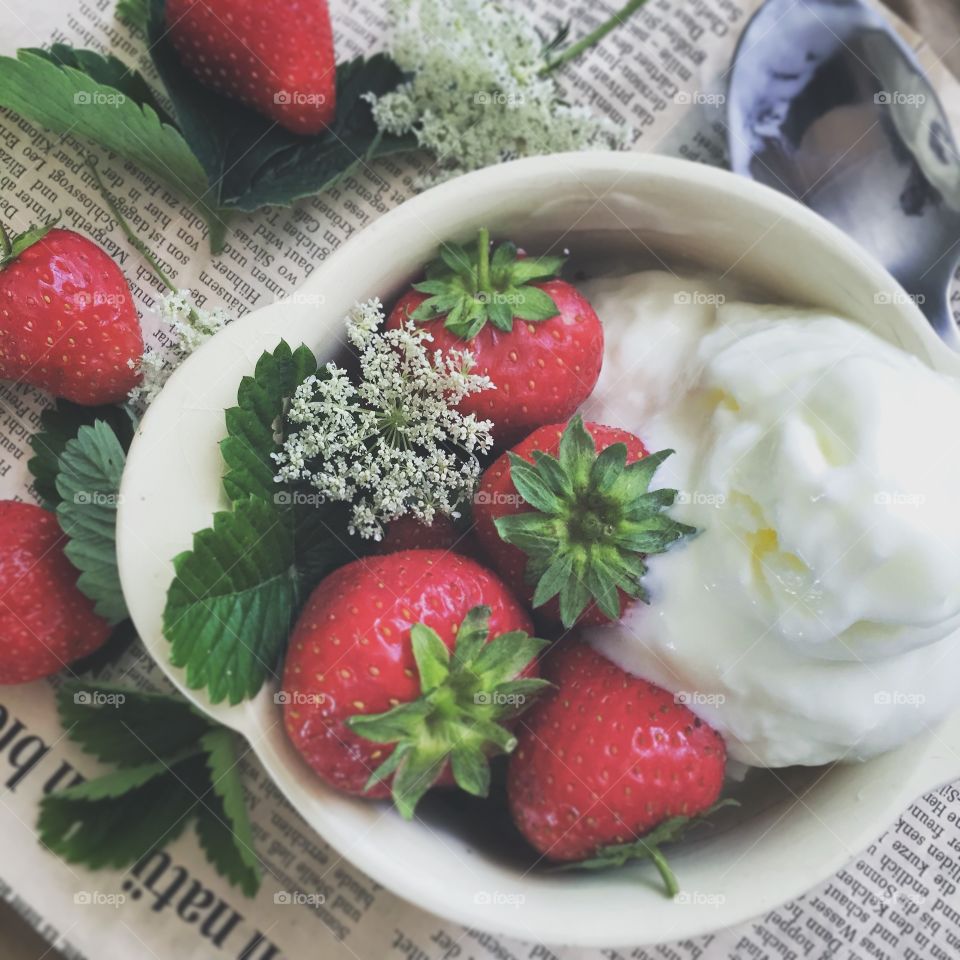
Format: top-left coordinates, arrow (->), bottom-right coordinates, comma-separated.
726,0 -> 960,349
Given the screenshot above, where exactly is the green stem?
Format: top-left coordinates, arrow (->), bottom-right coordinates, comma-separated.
0,223 -> 10,259
476,226 -> 491,294
647,845 -> 679,898
85,157 -> 177,293
542,0 -> 649,74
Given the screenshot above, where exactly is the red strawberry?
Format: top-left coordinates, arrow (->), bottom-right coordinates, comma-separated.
387,229 -> 603,447
371,514 -> 485,562
508,643 -> 727,893
0,225 -> 143,405
281,549 -> 549,817
473,416 -> 694,628
0,500 -> 111,684
167,0 -> 337,135
371,514 -> 461,554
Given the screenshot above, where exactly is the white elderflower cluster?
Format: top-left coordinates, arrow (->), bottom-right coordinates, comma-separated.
368,0 -> 630,185
128,289 -> 229,411
272,299 -> 494,540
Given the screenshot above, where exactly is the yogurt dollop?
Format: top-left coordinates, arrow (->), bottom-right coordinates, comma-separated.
581,272 -> 960,767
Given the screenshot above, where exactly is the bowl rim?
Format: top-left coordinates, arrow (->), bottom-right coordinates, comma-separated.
117,150 -> 960,947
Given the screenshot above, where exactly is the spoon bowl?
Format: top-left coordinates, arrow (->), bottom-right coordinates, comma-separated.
727,0 -> 960,346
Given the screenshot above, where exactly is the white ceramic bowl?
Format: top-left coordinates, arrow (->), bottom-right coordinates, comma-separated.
117,153 -> 960,948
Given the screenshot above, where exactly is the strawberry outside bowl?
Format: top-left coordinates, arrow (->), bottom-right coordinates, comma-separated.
115,152 -> 960,948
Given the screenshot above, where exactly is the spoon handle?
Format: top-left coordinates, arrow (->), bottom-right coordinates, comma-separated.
901,261 -> 960,351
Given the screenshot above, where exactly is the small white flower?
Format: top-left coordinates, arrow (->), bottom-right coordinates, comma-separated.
127,290 -> 230,411
272,299 -> 494,540
368,0 -> 631,186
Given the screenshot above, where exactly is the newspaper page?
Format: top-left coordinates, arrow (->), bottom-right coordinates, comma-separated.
1,0 -> 959,958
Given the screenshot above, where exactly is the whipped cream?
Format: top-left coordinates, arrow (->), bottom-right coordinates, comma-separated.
581,272 -> 960,767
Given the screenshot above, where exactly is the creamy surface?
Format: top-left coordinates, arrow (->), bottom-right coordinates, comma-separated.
581,271 -> 960,768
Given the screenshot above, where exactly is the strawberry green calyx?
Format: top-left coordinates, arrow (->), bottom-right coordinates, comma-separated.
409,227 -> 566,339
495,416 -> 696,628
555,799 -> 738,897
345,605 -> 550,819
0,217 -> 60,270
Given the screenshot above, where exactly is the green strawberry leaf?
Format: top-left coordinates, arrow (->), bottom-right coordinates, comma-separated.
116,0 -> 149,32
38,757 -> 200,869
164,497 -> 300,705
25,44 -> 172,123
42,682 -> 262,895
55,420 -> 128,625
28,400 -> 135,509
56,680 -> 211,766
221,340 -> 318,504
164,495 -> 352,705
192,729 -> 262,896
222,55 -> 418,211
0,49 -> 227,249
